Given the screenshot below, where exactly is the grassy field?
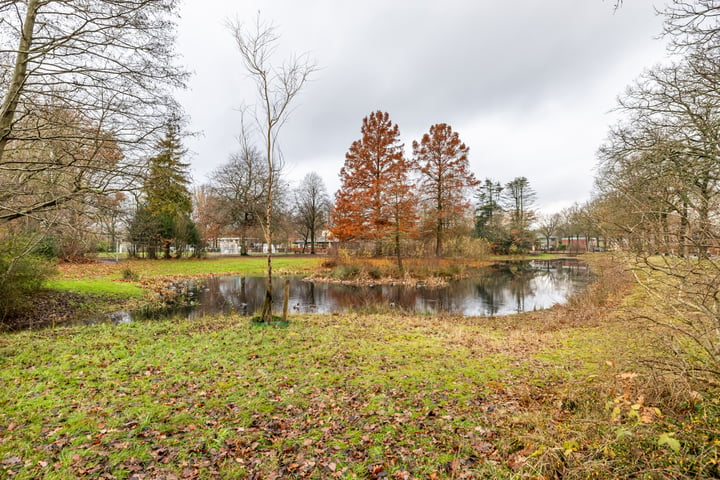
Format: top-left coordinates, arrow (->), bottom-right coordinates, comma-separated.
48,256 -> 325,297
1,255 -> 718,479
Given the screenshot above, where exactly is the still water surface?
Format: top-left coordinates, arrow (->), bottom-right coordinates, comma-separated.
112,259 -> 591,323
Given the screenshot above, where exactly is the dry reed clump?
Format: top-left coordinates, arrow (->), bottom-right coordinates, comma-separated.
318,252 -> 483,287
568,254 -> 633,309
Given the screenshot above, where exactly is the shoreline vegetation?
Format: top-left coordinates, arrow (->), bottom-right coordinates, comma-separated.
310,253 -> 572,288
9,253 -> 568,330
10,256 -> 326,330
1,254 -> 718,478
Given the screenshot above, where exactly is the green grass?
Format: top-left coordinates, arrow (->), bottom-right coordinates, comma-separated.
45,279 -> 144,298
4,254 -> 717,478
54,256 -> 323,280
44,256 -> 323,300
120,255 -> 323,277
0,314 -> 556,479
487,252 -> 564,261
2,302 -> 714,479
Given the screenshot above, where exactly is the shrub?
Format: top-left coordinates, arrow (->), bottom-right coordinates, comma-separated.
322,257 -> 338,269
367,265 -> 383,280
121,266 -> 139,281
438,262 -> 464,278
0,234 -> 55,322
33,235 -> 59,259
443,236 -> 491,259
330,264 -> 360,280
629,254 -> 720,386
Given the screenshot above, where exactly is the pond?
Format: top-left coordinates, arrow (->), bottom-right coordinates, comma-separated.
108,259 -> 591,323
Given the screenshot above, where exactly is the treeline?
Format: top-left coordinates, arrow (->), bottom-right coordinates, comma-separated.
194,111 -> 562,266
587,2 -> 720,386
0,1 -> 188,321
329,111 -> 540,263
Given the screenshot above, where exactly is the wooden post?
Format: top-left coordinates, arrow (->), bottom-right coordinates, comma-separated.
282,278 -> 290,321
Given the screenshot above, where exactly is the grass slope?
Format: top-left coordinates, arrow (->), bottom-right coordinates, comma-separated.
1,256 -> 717,479
0,313 -> 609,479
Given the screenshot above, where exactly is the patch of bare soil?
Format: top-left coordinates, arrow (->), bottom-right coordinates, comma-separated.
1,290 -> 86,330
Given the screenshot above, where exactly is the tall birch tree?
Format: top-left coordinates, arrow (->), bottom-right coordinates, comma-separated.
228,15 -> 316,322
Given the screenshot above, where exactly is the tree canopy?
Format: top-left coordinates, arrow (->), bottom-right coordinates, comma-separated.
0,0 -> 187,224
413,123 -> 478,256
331,111 -> 417,262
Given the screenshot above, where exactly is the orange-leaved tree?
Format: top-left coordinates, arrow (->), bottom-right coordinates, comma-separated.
413,123 -> 478,256
331,111 -> 416,268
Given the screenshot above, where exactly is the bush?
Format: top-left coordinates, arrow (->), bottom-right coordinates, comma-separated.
367,266 -> 383,280
443,237 -> 491,259
330,264 -> 360,280
629,254 -> 720,386
33,235 -> 59,259
0,235 -> 55,322
121,266 -> 139,281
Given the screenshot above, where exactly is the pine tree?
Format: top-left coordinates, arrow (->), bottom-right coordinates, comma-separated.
503,176 -> 537,252
135,120 -> 197,258
474,179 -> 509,253
475,178 -> 504,237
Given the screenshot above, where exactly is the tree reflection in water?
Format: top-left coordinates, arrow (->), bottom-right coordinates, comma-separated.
120,259 -> 591,322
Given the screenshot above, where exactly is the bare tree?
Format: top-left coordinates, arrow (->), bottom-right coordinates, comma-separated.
595,48 -> 720,385
293,172 -> 331,254
210,124 -> 271,256
598,53 -> 720,258
663,0 -> 720,51
613,0 -> 720,51
0,0 -> 187,225
192,185 -> 226,252
228,14 -> 316,322
536,212 -> 562,251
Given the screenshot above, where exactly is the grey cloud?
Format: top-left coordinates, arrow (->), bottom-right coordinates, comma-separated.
178,0 -> 667,210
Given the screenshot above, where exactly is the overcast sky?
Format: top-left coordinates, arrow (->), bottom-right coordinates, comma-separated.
175,1 -> 670,214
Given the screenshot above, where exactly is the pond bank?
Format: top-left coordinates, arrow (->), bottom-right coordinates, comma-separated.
73,259 -> 590,326
6,255 -> 579,330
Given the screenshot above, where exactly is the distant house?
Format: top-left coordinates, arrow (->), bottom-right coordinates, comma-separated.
289,230 -> 337,254
536,234 -> 560,251
215,237 -> 262,254
535,235 -> 604,253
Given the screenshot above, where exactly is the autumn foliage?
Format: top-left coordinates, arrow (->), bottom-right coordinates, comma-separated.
331,111 -> 417,263
413,123 -> 478,256
331,114 -> 483,260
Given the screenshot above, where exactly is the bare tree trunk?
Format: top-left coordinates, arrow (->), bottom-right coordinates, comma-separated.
260,131 -> 274,322
436,215 -> 443,257
229,15 -> 315,321
0,0 -> 38,160
241,224 -> 248,256
282,278 -> 290,322
680,200 -> 689,258
310,227 -> 316,255
395,223 -> 403,273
